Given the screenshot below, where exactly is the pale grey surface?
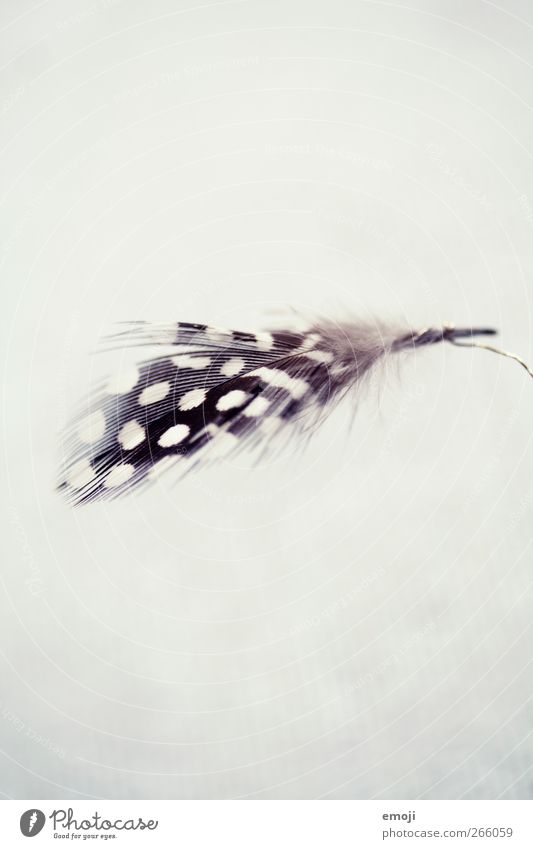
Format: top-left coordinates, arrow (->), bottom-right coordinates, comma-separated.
1,0 -> 532,799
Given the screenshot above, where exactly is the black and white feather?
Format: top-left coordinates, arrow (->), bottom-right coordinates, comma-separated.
58,318 -> 497,505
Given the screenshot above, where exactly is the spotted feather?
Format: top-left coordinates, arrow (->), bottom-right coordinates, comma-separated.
58,319 -> 503,505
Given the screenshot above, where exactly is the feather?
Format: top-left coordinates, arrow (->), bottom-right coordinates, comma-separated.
57,318 -> 507,505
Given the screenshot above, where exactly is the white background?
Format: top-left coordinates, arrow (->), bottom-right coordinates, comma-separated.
1,0 -> 532,799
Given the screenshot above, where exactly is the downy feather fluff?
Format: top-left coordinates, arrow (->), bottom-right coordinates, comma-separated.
58,318 -> 500,505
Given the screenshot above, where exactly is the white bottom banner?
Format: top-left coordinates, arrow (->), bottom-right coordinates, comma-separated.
0,800 -> 531,848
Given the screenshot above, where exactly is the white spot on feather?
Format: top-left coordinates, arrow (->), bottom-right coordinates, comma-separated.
292,333 -> 324,355
244,396 -> 270,417
66,458 -> 95,489
216,389 -> 248,411
106,366 -> 139,395
138,381 -> 170,406
171,355 -> 211,370
205,327 -> 232,345
304,349 -> 333,364
158,423 -> 190,447
249,367 -> 309,400
220,357 -> 244,377
179,388 -> 206,410
103,463 -> 135,488
118,420 -> 145,450
255,331 -> 274,351
78,410 -> 106,444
